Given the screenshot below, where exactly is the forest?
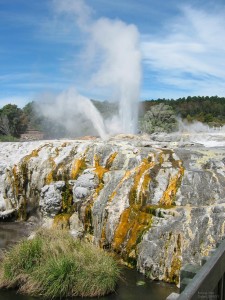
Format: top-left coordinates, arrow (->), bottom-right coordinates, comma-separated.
141,96 -> 225,125
0,96 -> 224,140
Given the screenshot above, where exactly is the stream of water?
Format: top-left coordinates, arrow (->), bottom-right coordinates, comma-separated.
0,222 -> 178,300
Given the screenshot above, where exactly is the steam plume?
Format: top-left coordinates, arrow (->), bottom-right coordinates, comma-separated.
90,18 -> 141,133
52,0 -> 142,135
37,88 -> 107,139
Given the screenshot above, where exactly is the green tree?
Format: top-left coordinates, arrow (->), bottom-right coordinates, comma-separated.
139,103 -> 178,134
204,113 -> 214,123
0,104 -> 27,137
0,115 -> 11,135
23,101 -> 43,131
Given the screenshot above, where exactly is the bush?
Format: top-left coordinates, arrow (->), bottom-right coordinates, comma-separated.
0,229 -> 120,298
0,135 -> 19,142
139,103 -> 178,134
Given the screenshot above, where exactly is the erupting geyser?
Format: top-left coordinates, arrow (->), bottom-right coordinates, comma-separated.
90,18 -> 142,134
46,0 -> 142,137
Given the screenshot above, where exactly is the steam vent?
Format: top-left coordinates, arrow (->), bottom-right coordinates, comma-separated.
0,132 -> 225,285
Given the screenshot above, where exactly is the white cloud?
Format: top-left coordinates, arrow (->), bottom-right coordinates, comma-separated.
141,5 -> 225,96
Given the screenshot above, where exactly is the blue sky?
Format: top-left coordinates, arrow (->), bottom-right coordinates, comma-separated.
0,0 -> 225,108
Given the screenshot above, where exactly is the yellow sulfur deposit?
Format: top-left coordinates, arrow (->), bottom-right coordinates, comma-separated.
53,213 -> 72,229
71,157 -> 87,180
159,162 -> 184,206
112,205 -> 152,265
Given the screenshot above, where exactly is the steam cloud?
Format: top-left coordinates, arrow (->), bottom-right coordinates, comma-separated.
37,0 -> 141,138
175,118 -> 225,147
178,118 -> 225,133
37,88 -> 107,139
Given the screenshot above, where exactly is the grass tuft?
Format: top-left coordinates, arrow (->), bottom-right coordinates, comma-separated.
0,228 -> 120,298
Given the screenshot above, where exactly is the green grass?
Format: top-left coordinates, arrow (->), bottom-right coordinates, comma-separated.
0,237 -> 43,288
0,228 -> 120,298
0,135 -> 19,142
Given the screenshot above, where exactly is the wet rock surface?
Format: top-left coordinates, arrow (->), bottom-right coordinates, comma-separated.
0,133 -> 225,283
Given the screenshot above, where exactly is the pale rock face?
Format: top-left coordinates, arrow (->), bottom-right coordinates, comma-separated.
0,133 -> 225,284
73,187 -> 89,201
40,181 -> 65,217
73,171 -> 99,202
69,212 -> 84,238
0,196 -> 6,211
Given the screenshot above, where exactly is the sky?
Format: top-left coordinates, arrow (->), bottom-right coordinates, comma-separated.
0,0 -> 225,108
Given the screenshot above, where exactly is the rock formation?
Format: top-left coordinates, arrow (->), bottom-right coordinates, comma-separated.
0,132 -> 225,284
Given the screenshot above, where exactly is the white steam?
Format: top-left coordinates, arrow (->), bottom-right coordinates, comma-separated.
50,0 -> 141,135
178,118 -> 225,133
90,18 -> 141,133
37,88 -> 107,139
177,118 -> 225,147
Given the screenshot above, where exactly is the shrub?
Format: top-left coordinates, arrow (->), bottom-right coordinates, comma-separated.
0,135 -> 19,142
139,103 -> 178,134
0,228 -> 120,298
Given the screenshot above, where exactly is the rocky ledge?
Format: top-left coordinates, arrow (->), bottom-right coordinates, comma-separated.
0,132 -> 225,284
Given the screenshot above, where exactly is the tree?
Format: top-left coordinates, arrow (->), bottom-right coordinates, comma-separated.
0,104 -> 27,137
139,103 -> 178,134
23,101 -> 42,130
0,115 -> 11,135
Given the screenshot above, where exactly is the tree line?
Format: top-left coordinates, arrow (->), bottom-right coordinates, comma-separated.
0,96 -> 224,140
141,96 -> 225,126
